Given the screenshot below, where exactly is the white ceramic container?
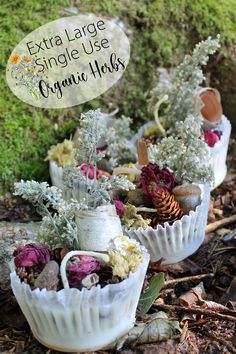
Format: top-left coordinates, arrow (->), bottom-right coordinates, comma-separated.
49,160 -> 64,189
123,184 -> 210,264
210,115 -> 231,190
75,204 -> 123,251
10,250 -> 149,353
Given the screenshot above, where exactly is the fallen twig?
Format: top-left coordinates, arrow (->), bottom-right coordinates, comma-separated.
206,214 -> 236,234
163,273 -> 214,288
198,328 -> 236,353
154,303 -> 236,322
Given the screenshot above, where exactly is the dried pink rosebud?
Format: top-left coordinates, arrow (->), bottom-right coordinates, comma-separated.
203,129 -> 220,147
67,256 -> 100,288
114,200 -> 125,217
213,130 -> 222,139
80,163 -> 100,179
13,243 -> 50,268
140,163 -> 176,197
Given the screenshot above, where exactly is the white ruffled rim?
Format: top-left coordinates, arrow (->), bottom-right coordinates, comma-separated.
209,115 -> 231,190
123,184 -> 210,264
10,251 -> 149,352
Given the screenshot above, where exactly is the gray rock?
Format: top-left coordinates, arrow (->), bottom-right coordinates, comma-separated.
0,222 -> 41,289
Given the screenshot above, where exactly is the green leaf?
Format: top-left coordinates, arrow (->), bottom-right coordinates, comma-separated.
138,272 -> 164,316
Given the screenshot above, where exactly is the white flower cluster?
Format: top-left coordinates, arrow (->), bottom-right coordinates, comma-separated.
148,114 -> 214,184
108,236 -> 144,279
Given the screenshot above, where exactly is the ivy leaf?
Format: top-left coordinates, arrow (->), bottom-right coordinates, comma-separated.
138,272 -> 164,316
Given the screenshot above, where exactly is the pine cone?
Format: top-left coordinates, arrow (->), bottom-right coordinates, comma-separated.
152,191 -> 183,226
16,266 -> 41,287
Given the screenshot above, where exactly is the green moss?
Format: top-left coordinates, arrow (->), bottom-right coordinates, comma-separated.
1,0 -> 236,192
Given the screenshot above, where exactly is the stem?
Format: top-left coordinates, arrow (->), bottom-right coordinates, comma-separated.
153,95 -> 168,137
37,195 -> 61,237
153,303 -> 236,323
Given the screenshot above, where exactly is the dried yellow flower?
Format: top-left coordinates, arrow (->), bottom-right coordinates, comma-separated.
108,236 -> 143,279
122,203 -> 151,229
45,139 -> 76,167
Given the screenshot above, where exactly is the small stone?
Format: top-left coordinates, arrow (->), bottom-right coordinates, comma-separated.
34,260 -> 59,291
172,184 -> 201,214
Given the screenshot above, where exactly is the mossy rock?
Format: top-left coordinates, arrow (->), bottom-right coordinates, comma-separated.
1,0 -> 236,193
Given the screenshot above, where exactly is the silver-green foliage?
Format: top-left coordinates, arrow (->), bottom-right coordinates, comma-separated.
150,36 -> 220,127
14,181 -> 78,249
148,114 -> 214,184
76,109 -> 106,165
105,115 -> 134,167
64,110 -> 135,209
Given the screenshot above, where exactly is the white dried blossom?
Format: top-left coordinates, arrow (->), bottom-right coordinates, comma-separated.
108,236 -> 144,279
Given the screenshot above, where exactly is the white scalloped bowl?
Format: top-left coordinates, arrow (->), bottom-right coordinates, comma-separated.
123,184 -> 210,264
210,115 -> 231,190
49,160 -> 64,189
10,252 -> 149,353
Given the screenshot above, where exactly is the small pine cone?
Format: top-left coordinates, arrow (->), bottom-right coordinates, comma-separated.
152,190 -> 183,225
16,266 -> 41,287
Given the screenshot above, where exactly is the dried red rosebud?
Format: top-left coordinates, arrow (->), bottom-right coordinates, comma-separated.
140,163 -> 176,197
114,200 -> 125,217
80,163 -> 100,179
13,243 -> 50,268
203,129 -> 220,147
67,256 -> 100,288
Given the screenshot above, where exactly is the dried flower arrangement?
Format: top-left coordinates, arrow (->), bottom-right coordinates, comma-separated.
10,236 -> 149,352
113,111 -> 211,263
15,110 -> 136,253
131,35 -> 231,189
119,157 -> 210,263
45,139 -> 76,168
46,110 -> 134,189
12,108 -> 150,351
8,54 -> 45,99
12,236 -> 144,290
